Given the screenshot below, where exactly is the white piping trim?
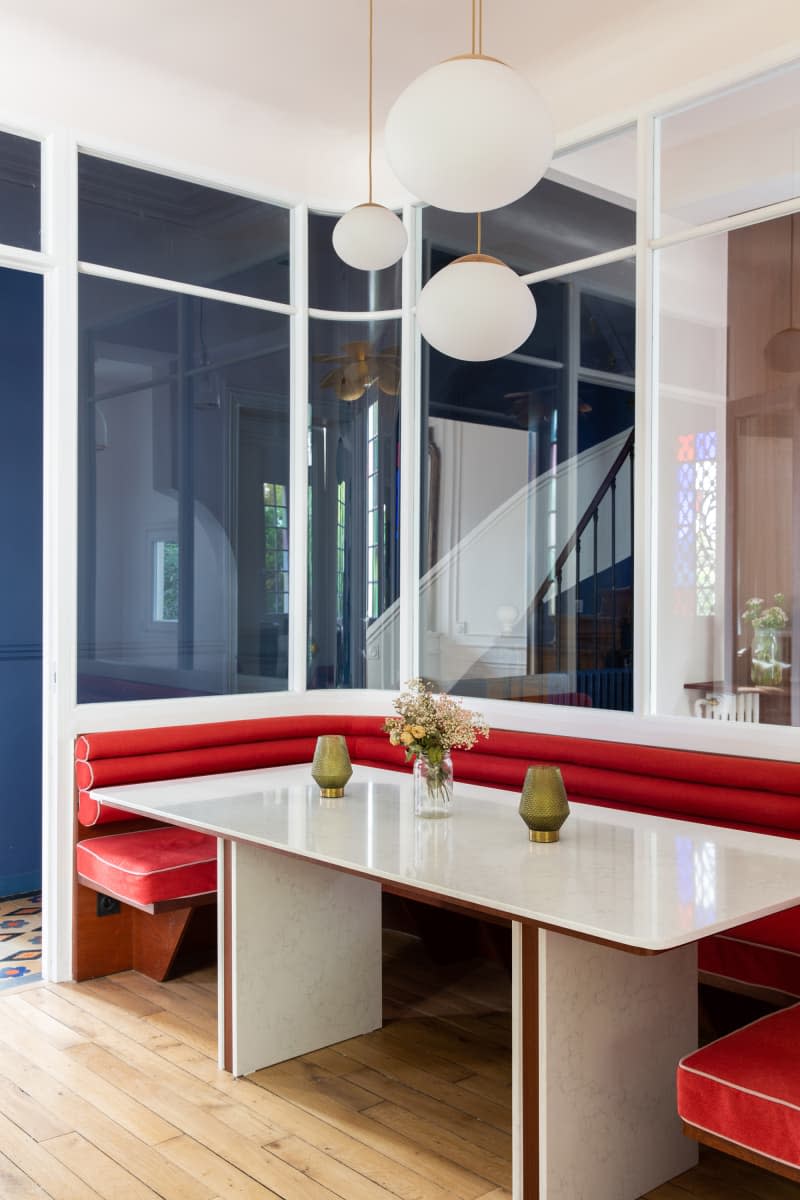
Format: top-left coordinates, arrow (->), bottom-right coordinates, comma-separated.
679,1001 -> 800,1059
680,1062 -> 800,1115
77,841 -> 216,876
682,1115 -> 800,1173
713,935 -> 800,959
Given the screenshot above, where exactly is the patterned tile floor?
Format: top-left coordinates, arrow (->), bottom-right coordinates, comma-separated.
0,892 -> 42,990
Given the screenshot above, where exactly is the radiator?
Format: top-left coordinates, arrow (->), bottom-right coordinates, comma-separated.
575,669 -> 632,712
693,692 -> 760,723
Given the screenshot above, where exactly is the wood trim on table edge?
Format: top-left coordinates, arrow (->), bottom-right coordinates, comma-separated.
522,924 -> 539,1200
683,1122 -> 800,1184
223,840 -> 233,1073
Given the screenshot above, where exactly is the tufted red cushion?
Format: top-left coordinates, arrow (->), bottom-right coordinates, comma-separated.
76,827 -> 217,907
677,1004 -> 800,1170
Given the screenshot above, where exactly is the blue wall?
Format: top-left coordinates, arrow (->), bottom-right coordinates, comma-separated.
0,268 -> 42,897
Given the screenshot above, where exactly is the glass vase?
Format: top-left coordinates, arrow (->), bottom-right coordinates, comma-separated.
751,627 -> 783,686
413,752 -> 453,818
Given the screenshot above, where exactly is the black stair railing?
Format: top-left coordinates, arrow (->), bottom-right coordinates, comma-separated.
529,430 -> 634,683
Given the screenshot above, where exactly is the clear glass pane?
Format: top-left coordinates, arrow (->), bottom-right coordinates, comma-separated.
660,62 -> 800,233
308,318 -> 400,689
422,125 -> 636,281
656,215 -> 799,727
309,211 -> 402,310
419,260 -> 635,711
79,154 -> 290,303
78,275 -> 290,701
0,131 -> 40,250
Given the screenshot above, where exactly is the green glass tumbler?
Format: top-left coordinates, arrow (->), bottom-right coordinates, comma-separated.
519,765 -> 569,843
311,734 -> 353,798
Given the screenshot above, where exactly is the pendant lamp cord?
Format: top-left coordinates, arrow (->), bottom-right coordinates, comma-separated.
470,0 -> 484,55
368,0 -> 374,203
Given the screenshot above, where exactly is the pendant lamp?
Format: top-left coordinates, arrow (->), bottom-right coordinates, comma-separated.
385,0 -> 553,213
765,213 -> 800,373
416,215 -> 537,361
332,0 -> 407,271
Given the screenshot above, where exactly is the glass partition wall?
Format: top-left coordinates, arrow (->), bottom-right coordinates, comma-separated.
70,52 -> 800,737
654,62 -> 800,728
419,127 -> 637,711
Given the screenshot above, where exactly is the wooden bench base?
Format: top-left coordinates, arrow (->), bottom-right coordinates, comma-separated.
683,1123 -> 800,1185
73,879 -> 216,982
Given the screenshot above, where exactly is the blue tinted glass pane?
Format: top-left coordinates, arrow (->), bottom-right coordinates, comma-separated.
0,131 -> 40,250
78,275 -> 290,702
580,292 -> 635,376
309,212 -> 402,311
420,260 -> 635,713
79,155 -> 290,303
422,177 -> 635,282
308,318 -> 400,689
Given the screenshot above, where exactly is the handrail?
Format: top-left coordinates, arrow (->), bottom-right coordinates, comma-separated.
531,429 -> 634,611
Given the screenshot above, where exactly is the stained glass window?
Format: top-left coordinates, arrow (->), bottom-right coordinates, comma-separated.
675,432 -> 717,617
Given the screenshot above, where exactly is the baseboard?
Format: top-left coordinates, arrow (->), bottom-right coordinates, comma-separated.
0,871 -> 42,899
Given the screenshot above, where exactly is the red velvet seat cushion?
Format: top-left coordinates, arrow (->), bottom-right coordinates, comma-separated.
677,1004 -> 800,1170
77,827 -> 217,907
699,907 -> 800,998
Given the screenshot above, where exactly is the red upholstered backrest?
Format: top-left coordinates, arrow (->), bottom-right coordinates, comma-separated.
76,715 -> 800,838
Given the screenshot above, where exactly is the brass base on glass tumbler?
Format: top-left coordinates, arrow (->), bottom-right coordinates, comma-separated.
529,827 -> 560,843
519,765 -> 569,842
311,735 -> 353,797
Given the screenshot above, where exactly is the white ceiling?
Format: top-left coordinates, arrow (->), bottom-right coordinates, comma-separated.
3,0 -> 798,210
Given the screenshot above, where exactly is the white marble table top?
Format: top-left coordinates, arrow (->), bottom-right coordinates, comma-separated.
90,762 -> 800,951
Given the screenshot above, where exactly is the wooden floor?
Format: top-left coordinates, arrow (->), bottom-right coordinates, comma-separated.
0,931 -> 795,1199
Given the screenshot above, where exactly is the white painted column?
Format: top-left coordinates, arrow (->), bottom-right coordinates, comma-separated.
525,928 -> 698,1200
219,840 -> 383,1077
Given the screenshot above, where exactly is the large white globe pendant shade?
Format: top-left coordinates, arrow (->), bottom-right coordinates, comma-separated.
385,56 -> 554,213
417,255 -> 537,361
332,203 -> 407,271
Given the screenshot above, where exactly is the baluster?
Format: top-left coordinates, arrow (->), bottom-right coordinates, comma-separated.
593,510 -> 599,671
556,567 -> 563,672
575,537 -> 581,674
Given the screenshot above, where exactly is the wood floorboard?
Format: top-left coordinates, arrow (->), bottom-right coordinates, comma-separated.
0,929 -> 796,1199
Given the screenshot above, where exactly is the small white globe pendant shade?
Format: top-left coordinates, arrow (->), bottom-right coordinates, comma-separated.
417,254 -> 537,361
386,56 -> 553,213
332,203 -> 408,271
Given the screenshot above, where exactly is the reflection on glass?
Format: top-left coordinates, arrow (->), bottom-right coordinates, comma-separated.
309,212 -> 402,311
657,216 -> 798,725
422,126 -> 636,282
308,319 -> 400,689
660,61 -> 800,233
77,275 -> 290,702
0,131 -> 40,250
419,260 -> 635,711
79,154 -> 291,303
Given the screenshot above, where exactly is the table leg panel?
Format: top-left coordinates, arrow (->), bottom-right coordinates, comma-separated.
527,928 -> 698,1200
221,841 -> 383,1076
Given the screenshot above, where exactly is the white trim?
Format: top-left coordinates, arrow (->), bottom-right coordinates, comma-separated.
42,130 -> 79,984
307,307 -> 403,322
77,841 -> 215,876
680,1061 -> 800,1116
288,204 -> 309,693
521,244 -> 636,286
78,260 -> 295,316
652,194 -> 800,253
714,935 -> 800,959
398,203 -> 420,685
635,114 -> 657,717
0,244 -> 54,273
680,1114 -> 800,1173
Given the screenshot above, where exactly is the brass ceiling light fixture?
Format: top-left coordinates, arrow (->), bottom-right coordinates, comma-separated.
314,340 -> 400,402
332,0 -> 408,271
385,0 -> 553,213
765,213 -> 800,373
